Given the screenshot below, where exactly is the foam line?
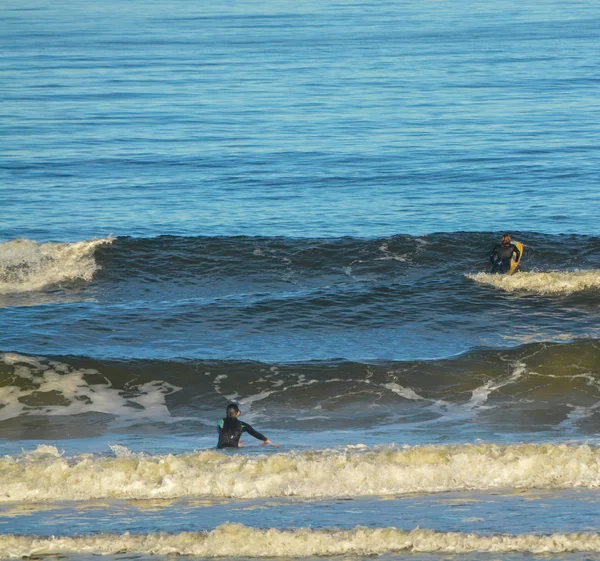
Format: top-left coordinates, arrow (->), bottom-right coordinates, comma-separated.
2,443 -> 600,503
1,524 -> 600,557
467,270 -> 600,294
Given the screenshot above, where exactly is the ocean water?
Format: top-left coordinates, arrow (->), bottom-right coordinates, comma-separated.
1,0 -> 600,559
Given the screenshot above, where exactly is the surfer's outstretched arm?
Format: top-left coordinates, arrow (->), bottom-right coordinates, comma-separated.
242,422 -> 278,446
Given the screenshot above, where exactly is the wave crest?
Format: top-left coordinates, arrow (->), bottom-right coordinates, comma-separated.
0,237 -> 113,294
1,524 -> 600,557
467,270 -> 600,294
2,443 -> 600,503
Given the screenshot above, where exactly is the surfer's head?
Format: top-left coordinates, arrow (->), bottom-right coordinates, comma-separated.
226,403 -> 240,418
501,234 -> 511,245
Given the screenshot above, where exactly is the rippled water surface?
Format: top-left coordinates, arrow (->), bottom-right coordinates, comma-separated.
2,0 -> 600,558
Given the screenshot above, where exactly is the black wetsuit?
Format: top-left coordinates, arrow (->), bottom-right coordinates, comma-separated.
217,417 -> 267,449
489,243 -> 521,274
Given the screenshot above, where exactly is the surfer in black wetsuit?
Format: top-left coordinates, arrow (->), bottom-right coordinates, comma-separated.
217,403 -> 277,449
489,234 -> 521,274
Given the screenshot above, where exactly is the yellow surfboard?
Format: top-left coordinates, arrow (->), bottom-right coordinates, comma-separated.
508,241 -> 523,275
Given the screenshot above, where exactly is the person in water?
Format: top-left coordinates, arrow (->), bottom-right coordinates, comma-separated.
217,403 -> 277,449
489,233 -> 521,274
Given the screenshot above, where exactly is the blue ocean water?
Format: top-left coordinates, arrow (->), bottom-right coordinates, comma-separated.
2,0 -> 599,240
1,0 -> 600,559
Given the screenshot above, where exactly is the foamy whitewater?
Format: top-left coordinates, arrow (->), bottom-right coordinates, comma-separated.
468,270 -> 600,295
3,443 -> 600,503
3,525 -> 600,558
3,0 -> 600,558
0,238 -> 113,294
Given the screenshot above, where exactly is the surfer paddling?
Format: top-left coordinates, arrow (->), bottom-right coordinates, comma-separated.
489,233 -> 521,274
217,402 -> 278,449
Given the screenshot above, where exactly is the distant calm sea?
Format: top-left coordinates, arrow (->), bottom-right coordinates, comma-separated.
1,0 -> 600,559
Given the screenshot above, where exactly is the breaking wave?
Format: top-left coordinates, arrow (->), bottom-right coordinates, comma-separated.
0,237 -> 113,294
2,342 -> 600,438
1,524 -> 600,557
468,270 -> 600,295
3,443 -> 600,503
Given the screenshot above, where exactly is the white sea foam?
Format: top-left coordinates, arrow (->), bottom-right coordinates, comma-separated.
377,242 -> 408,262
467,270 -> 600,294
0,237 -> 113,294
383,382 -> 423,400
386,362 -> 528,423
2,443 -> 600,503
0,353 -> 180,424
466,362 -> 527,410
1,524 -> 600,557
